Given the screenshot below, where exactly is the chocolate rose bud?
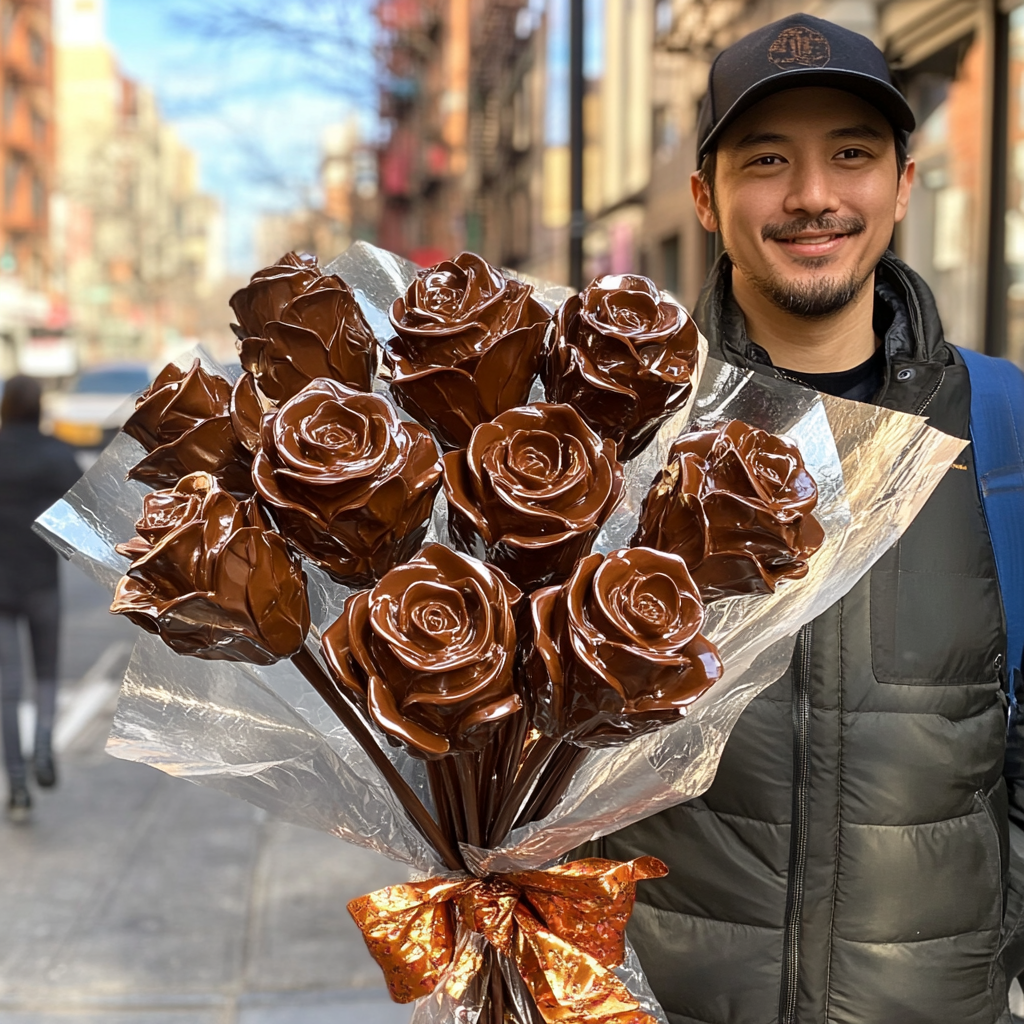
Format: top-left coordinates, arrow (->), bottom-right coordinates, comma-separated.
114,486 -> 205,560
386,252 -> 551,450
633,419 -> 825,601
110,472 -> 310,665
526,547 -> 722,746
121,359 -> 254,494
543,275 -> 699,461
230,251 -> 376,399
252,378 -> 442,587
321,544 -> 522,756
442,403 -> 623,592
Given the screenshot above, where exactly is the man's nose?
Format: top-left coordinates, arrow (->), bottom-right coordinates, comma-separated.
783,160 -> 841,218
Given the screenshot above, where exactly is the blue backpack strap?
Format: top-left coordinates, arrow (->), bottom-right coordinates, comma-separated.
956,346 -> 1024,700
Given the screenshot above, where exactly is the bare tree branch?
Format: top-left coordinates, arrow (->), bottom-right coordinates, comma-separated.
169,0 -> 378,100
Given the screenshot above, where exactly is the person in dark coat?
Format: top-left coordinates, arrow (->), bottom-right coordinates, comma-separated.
0,375 -> 80,822
590,14 -> 1024,1024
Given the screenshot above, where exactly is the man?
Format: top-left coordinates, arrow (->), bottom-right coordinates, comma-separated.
597,14 -> 1024,1024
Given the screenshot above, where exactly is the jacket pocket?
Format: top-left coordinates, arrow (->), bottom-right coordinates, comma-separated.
870,563 -> 1002,685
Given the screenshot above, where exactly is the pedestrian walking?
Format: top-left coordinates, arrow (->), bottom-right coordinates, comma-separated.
590,14 -> 1024,1023
0,375 -> 80,823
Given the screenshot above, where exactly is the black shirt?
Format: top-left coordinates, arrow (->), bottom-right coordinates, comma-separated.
776,346 -> 887,403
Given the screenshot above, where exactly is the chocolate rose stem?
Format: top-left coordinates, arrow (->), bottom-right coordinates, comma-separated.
487,734 -> 562,847
425,758 -> 462,849
455,751 -> 482,848
487,951 -> 504,1024
517,744 -> 590,828
289,646 -> 464,871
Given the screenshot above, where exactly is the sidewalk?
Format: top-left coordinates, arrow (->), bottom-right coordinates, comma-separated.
0,569 -> 411,1024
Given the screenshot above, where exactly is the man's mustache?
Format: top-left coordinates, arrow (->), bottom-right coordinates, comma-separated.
761,216 -> 866,243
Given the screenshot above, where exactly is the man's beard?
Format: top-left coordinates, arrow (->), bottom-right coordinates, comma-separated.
726,215 -> 874,320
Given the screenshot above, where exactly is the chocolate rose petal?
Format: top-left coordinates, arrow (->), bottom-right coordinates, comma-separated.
442,403 -> 622,590
545,278 -> 699,460
240,322 -> 337,403
128,417 -> 256,495
211,527 -> 309,655
229,255 -> 321,339
636,420 -> 824,601
112,474 -> 309,665
321,544 -> 521,756
253,379 -> 441,587
470,321 -> 548,418
121,363 -> 183,450
388,360 -> 487,450
589,552 -> 703,655
526,548 -> 721,745
229,373 -> 266,454
387,254 -> 552,448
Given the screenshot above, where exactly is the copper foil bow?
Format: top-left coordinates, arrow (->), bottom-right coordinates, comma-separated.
348,856 -> 668,1024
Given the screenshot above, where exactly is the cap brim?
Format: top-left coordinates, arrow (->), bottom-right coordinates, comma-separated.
698,68 -> 916,162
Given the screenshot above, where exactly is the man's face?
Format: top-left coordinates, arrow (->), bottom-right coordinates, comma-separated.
691,87 -> 915,319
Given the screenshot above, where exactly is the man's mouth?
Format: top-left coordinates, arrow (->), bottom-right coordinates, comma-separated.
761,218 -> 866,260
773,233 -> 849,257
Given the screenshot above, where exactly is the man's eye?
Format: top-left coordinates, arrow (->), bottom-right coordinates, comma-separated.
837,148 -> 868,160
752,155 -> 785,166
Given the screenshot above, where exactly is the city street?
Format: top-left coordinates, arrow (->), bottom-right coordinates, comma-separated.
0,562 -> 412,1024
4,569 -> 1024,1024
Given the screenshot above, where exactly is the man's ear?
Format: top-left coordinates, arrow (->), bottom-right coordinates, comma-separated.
690,171 -> 719,233
894,157 -> 916,225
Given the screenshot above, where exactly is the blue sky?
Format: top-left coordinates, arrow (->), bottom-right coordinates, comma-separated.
105,0 -> 375,273
102,0 -> 602,273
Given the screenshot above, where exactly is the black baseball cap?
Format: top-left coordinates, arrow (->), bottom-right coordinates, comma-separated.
696,13 -> 915,164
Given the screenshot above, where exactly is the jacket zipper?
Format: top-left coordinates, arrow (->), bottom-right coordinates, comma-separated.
780,622 -> 814,1024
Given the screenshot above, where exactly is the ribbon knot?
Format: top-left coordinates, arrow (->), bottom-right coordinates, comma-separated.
347,856 -> 668,1024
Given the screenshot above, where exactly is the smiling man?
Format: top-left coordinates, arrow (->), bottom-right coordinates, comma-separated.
595,14 -> 1024,1024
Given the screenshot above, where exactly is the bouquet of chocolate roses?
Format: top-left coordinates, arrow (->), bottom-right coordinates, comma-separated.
37,243 -> 965,1024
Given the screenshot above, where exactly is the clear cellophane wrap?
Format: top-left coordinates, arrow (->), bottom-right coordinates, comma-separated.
35,242 -> 966,1024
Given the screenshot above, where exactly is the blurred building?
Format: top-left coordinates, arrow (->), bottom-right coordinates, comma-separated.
0,0 -> 60,379
376,0 -> 1024,366
255,117 -> 380,268
52,0 -> 224,369
376,0 -> 470,265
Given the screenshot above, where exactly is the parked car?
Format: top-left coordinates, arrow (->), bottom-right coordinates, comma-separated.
47,363 -> 152,449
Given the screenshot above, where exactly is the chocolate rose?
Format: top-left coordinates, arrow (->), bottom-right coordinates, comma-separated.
252,378 -> 442,587
121,359 -> 254,494
321,544 -> 522,756
442,403 -> 623,591
526,547 -> 722,746
230,251 -> 376,400
110,473 -> 309,665
386,252 -> 551,449
633,419 -> 825,601
543,275 -> 699,461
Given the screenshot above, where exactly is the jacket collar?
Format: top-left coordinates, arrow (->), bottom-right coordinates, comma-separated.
693,251 -> 951,413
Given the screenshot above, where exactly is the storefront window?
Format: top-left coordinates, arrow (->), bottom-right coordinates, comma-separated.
899,37 -> 987,351
1005,5 -> 1024,367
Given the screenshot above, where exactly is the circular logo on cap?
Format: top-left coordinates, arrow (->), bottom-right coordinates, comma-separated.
768,26 -> 831,69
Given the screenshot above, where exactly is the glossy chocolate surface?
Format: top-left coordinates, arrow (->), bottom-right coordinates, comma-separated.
386,252 -> 551,450
442,403 -> 623,592
543,275 -> 699,461
252,377 -> 442,587
231,251 -> 375,400
526,547 -> 722,746
122,359 -> 254,494
633,419 -> 825,601
111,472 -> 309,665
320,543 -> 523,756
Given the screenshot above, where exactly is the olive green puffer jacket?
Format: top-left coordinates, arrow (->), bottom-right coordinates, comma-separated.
596,255 -> 1024,1024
